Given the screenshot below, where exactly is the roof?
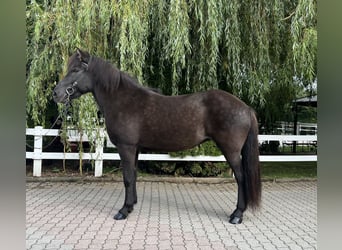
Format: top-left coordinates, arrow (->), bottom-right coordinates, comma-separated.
294,95 -> 317,107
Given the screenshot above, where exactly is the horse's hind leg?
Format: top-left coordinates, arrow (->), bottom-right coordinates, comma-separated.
218,146 -> 247,224
133,151 -> 138,205
228,153 -> 247,224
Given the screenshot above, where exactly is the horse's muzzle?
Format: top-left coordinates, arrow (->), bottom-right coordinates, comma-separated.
53,87 -> 68,104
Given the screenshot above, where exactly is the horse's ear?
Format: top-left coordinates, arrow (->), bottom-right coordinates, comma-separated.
76,48 -> 90,63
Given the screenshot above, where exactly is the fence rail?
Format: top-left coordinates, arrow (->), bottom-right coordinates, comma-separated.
26,126 -> 317,177
274,121 -> 317,135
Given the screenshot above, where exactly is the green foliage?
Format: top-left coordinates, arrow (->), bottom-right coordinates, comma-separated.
158,162 -> 177,175
291,0 -> 317,89
141,161 -> 229,177
144,140 -> 229,177
163,140 -> 228,177
178,162 -> 229,177
26,0 -> 317,158
169,140 -> 221,157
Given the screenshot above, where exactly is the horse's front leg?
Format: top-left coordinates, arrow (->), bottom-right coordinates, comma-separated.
113,144 -> 138,220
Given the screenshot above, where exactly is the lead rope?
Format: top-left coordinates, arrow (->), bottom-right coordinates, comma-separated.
26,101 -> 72,150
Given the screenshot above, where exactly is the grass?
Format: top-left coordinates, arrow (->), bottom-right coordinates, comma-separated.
260,162 -> 317,179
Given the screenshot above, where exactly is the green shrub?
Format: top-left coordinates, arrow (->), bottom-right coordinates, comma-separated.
169,140 -> 221,158
202,162 -> 228,177
190,163 -> 202,176
137,141 -> 229,177
175,166 -> 186,176
158,162 -> 176,174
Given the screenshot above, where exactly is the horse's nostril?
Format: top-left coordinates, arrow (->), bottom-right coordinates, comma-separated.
53,90 -> 57,97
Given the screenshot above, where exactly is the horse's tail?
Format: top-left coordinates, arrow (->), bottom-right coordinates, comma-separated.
241,109 -> 261,209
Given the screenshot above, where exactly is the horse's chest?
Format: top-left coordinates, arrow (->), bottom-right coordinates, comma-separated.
105,115 -> 140,145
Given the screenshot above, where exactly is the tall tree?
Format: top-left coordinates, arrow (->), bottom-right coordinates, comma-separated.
26,0 -> 317,131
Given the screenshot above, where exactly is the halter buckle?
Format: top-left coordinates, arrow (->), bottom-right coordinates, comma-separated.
66,86 -> 75,96
65,82 -> 78,96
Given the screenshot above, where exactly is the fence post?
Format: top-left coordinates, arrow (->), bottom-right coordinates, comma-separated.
94,128 -> 105,177
33,126 -> 43,177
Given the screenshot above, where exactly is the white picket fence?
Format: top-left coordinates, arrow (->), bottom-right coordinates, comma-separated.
26,126 -> 317,177
275,121 -> 317,135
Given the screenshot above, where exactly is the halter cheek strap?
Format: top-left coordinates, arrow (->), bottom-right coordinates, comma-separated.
81,62 -> 88,70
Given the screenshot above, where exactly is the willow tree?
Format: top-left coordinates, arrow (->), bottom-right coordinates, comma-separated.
26,0 -> 317,132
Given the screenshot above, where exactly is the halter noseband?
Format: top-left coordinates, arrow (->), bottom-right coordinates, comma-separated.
65,81 -> 78,101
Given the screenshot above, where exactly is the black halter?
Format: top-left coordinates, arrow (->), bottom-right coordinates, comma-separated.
65,81 -> 78,100
64,60 -> 89,103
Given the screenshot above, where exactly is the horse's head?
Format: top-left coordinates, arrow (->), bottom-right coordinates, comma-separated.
53,48 -> 93,104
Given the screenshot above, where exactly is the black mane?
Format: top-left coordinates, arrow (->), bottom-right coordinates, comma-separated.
86,56 -> 160,94
88,56 -> 122,93
68,52 -> 162,94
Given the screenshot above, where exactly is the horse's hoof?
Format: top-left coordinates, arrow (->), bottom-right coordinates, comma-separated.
113,212 -> 127,220
229,216 -> 242,224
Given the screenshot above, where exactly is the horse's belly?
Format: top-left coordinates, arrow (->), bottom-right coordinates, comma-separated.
139,129 -> 207,152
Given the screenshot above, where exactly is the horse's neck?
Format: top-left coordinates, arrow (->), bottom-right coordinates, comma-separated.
92,76 -> 142,116
89,62 -> 120,112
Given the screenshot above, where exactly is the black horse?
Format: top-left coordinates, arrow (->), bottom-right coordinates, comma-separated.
53,49 -> 261,224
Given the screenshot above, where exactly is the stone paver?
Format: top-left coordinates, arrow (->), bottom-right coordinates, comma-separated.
26,181 -> 317,249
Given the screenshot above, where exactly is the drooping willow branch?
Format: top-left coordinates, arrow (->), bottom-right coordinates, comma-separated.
26,0 -> 317,134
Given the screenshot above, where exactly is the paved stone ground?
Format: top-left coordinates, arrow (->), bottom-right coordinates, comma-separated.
26,181 -> 316,250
